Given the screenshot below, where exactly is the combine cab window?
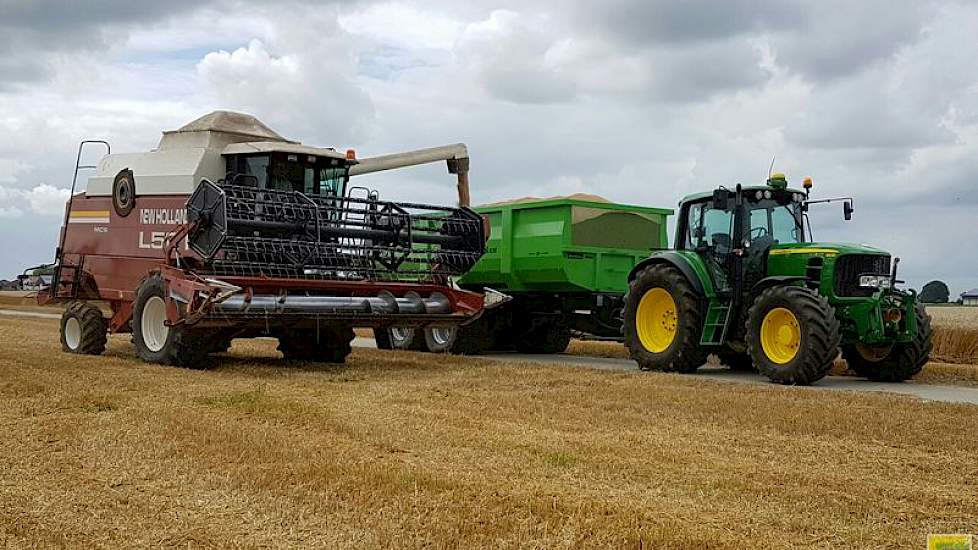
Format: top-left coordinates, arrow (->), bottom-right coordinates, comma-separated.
227,153 -> 348,198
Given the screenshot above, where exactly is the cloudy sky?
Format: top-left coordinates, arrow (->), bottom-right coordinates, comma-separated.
1,0 -> 977,293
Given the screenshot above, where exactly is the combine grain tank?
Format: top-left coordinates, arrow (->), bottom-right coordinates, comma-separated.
376,195 -> 672,354
41,111 -> 494,367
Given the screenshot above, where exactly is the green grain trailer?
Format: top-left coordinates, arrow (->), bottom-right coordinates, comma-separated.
376,197 -> 673,354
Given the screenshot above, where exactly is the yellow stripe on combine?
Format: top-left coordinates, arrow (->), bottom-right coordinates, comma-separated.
69,210 -> 111,218
769,248 -> 839,256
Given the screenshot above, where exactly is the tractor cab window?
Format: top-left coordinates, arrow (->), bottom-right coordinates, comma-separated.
747,199 -> 804,247
685,202 -> 734,254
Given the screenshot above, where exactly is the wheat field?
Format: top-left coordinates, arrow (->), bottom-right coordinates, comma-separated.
1,315 -> 978,548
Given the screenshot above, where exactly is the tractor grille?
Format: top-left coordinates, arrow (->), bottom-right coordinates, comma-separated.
834,254 -> 891,297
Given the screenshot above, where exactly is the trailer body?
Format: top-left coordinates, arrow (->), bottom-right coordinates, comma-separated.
379,196 -> 673,354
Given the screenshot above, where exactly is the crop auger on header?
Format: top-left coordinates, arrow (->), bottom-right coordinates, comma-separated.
40,111 -> 501,367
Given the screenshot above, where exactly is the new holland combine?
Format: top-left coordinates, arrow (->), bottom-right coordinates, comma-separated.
623,174 -> 932,385
41,111 -> 493,367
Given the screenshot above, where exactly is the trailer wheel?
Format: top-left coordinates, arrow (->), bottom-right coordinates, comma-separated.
133,274 -> 211,368
60,302 -> 107,355
279,325 -> 355,364
746,285 -> 840,385
424,326 -> 457,353
841,303 -> 932,382
516,319 -> 571,354
450,317 -> 492,355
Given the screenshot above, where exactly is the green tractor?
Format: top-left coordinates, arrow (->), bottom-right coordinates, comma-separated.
623,174 -> 932,385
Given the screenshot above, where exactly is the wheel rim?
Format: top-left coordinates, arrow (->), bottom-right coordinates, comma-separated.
636,287 -> 678,353
141,296 -> 169,353
760,307 -> 801,364
429,327 -> 454,346
65,317 -> 81,350
390,327 -> 412,345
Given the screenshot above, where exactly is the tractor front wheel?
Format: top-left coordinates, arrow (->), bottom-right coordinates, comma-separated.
842,303 -> 932,382
60,302 -> 107,355
133,274 -> 211,368
624,264 -> 706,373
746,285 -> 840,385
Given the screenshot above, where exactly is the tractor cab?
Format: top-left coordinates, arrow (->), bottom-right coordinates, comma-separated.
221,142 -> 353,199
676,174 -> 808,292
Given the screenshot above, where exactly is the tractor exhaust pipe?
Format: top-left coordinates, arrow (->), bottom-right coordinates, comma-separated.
348,143 -> 471,207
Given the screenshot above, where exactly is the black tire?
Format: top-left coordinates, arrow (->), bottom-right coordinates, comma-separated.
515,318 -> 571,354
374,328 -> 394,350
624,263 -> 707,373
841,303 -> 932,382
380,327 -> 427,351
716,348 -> 755,372
451,317 -> 492,355
112,168 -> 136,217
278,324 -> 354,364
60,301 -> 107,355
746,286 -> 840,385
424,326 -> 458,353
133,274 -> 211,369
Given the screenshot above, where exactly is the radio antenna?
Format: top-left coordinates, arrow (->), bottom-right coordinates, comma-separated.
767,155 -> 777,180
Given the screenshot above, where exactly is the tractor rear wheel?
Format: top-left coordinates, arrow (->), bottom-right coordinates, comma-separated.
278,325 -> 354,364
746,285 -> 840,385
841,303 -> 932,382
60,302 -> 107,355
133,274 -> 211,368
624,264 -> 706,373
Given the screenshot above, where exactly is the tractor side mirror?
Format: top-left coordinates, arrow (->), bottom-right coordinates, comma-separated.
712,189 -> 729,210
843,201 -> 853,221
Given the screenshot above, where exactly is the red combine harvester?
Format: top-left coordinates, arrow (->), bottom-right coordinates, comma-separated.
39,111 -> 498,367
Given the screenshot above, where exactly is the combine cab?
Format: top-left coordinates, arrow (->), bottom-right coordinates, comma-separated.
42,111 -> 493,367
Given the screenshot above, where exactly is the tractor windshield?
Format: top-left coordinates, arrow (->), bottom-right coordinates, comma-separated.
747,198 -> 804,245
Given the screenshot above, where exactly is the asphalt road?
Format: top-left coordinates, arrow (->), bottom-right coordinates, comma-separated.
351,337 -> 978,406
3,309 -> 975,406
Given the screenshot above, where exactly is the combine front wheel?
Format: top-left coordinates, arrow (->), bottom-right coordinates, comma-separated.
746,286 -> 840,385
624,264 -> 706,373
133,275 -> 211,368
60,302 -> 107,355
279,325 -> 355,364
842,303 -> 932,382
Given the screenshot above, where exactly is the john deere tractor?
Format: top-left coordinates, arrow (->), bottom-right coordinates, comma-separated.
623,174 -> 932,385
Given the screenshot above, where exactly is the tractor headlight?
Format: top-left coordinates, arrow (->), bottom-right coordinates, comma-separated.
859,275 -> 892,289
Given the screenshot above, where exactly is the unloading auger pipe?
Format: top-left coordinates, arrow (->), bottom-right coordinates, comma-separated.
348,143 -> 471,207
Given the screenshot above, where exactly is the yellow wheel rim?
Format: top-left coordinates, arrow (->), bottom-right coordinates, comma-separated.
636,288 -> 678,353
760,307 -> 801,364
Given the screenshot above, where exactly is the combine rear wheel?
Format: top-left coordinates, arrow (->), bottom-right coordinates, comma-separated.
133,274 -> 211,369
624,264 -> 706,373
842,303 -> 932,382
279,325 -> 355,364
746,286 -> 840,385
60,302 -> 107,355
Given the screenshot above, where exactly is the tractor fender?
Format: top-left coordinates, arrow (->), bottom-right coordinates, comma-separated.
628,252 -> 710,297
751,276 -> 808,296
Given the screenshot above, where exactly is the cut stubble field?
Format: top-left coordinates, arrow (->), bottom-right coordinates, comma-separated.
1,316 -> 977,548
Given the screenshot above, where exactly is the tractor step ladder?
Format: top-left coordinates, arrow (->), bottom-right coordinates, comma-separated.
700,300 -> 732,345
